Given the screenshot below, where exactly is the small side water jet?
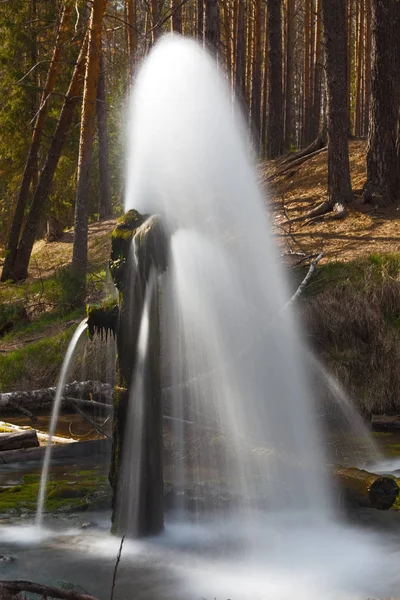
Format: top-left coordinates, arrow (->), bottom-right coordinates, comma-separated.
36,318 -> 88,529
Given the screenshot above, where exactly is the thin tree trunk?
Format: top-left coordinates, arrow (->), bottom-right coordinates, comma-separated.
310,0 -> 323,140
303,0 -> 311,146
205,0 -> 219,55
12,34 -> 89,282
251,0 -> 262,152
284,0 -> 295,150
235,0 -> 246,101
363,0 -> 400,206
363,0 -> 371,136
72,0 -> 107,296
150,0 -> 162,43
97,53 -> 112,220
267,0 -> 284,158
197,0 -> 204,39
321,0 -> 352,211
1,1 -> 73,282
354,0 -> 364,136
171,0 -> 183,32
126,0 -> 137,80
261,4 -> 269,155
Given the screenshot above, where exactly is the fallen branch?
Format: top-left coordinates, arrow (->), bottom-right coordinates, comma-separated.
0,580 -> 99,600
68,399 -> 112,439
305,200 -> 347,224
110,535 -> 125,600
283,252 -> 324,310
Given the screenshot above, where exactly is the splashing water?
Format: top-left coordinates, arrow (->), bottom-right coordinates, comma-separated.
119,34 -> 400,599
125,34 -> 332,526
36,319 -> 88,529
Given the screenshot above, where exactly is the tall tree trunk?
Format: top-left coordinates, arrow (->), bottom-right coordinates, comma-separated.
72,0 -> 107,297
303,0 -> 311,146
235,0 -> 246,101
197,0 -> 204,39
171,0 -> 183,32
363,0 -> 400,206
354,0 -> 364,136
284,0 -> 295,150
310,0 -> 323,140
267,0 -> 284,159
205,0 -> 219,55
1,1 -> 73,282
12,34 -> 89,282
97,53 -> 112,220
363,0 -> 371,136
223,0 -> 233,82
126,0 -> 137,80
321,0 -> 352,211
150,0 -> 162,43
251,0 -> 262,152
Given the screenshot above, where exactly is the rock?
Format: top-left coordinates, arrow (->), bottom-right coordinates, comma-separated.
0,555 -> 15,564
80,521 -> 98,529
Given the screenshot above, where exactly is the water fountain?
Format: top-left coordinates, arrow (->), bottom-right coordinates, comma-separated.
3,34 -> 400,600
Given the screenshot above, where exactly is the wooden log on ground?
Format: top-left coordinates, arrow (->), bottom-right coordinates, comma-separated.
0,430 -> 39,452
371,415 -> 400,432
0,438 -> 112,464
331,465 -> 399,510
0,381 -> 112,414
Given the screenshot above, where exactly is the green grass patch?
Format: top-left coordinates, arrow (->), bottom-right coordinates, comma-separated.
0,469 -> 111,515
0,326 -> 76,392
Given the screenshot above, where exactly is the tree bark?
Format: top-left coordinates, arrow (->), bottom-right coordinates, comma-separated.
251,0 -> 262,152
1,2 -> 73,282
72,0 -> 107,298
97,53 -> 112,220
267,0 -> 284,159
363,0 -> 400,206
284,0 -> 295,150
171,0 -> 183,32
321,0 -> 353,212
0,430 -> 39,452
310,0 -> 323,141
204,0 -> 219,55
235,0 -> 246,101
12,33 -> 89,282
126,0 -> 137,79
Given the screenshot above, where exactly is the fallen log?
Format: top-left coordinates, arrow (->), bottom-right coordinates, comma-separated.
331,465 -> 399,510
0,438 -> 112,464
371,415 -> 400,432
0,381 -> 112,414
0,580 -> 99,600
0,430 -> 39,452
0,421 -> 75,445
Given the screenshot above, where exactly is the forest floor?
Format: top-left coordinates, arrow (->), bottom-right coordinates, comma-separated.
1,138 -> 399,395
264,139 -> 400,263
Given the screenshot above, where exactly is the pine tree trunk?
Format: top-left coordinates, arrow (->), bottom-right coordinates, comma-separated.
235,0 -> 246,101
303,0 -> 311,146
205,0 -> 219,55
97,53 -> 112,220
354,0 -> 364,136
267,0 -> 284,158
72,0 -> 107,294
363,0 -> 400,206
197,0 -> 204,39
310,0 -> 323,141
1,1 -> 73,282
251,0 -> 262,152
284,0 -> 295,150
126,0 -> 137,80
322,0 -> 352,211
363,0 -> 371,136
171,0 -> 183,33
12,34 -> 88,282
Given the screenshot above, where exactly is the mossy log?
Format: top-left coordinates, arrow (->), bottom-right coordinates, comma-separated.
331,465 -> 399,510
106,210 -> 168,538
0,580 -> 99,600
0,430 -> 39,452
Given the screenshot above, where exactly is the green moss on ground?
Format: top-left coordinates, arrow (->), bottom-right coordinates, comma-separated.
0,470 -> 111,515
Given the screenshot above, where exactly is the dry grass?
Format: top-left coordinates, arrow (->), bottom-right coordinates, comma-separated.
300,256 -> 400,415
